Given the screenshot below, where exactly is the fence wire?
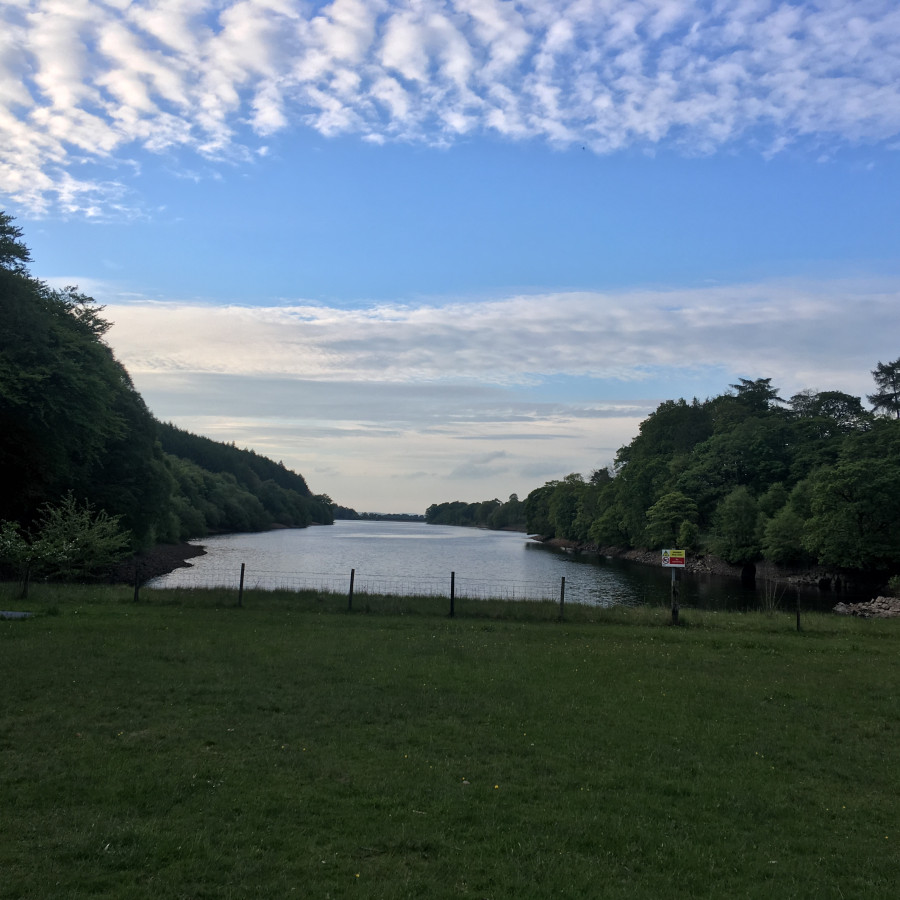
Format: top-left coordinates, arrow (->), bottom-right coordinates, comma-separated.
146,565 -> 608,605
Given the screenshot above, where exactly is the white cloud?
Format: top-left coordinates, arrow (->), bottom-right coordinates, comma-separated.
101,278 -> 900,398
3,0 -> 900,214
81,275 -> 898,511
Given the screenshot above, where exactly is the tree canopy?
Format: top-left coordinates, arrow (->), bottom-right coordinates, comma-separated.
868,358 -> 900,419
0,212 -> 332,566
428,369 -> 900,572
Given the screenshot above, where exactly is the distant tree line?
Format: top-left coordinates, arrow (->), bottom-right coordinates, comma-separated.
425,495 -> 526,530
0,212 -> 333,574
334,510 -> 426,522
425,370 -> 900,573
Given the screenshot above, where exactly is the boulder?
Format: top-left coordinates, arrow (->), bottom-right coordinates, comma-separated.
833,597 -> 900,618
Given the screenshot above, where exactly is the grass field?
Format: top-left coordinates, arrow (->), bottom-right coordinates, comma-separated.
2,584 -> 899,899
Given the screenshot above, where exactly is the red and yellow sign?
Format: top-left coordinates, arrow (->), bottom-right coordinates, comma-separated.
662,549 -> 686,568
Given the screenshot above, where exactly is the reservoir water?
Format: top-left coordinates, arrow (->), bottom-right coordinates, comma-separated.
147,520 -> 848,612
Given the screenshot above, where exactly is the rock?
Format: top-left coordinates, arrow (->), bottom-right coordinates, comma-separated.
832,596 -> 900,618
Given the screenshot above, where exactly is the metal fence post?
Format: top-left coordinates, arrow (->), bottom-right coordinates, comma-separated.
559,576 -> 565,619
238,563 -> 245,608
450,571 -> 455,617
348,568 -> 355,611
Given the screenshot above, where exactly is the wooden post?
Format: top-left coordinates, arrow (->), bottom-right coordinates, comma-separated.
559,576 -> 566,620
348,568 -> 355,612
670,569 -> 679,625
133,566 -> 140,603
450,571 -> 455,617
238,562 -> 245,608
796,589 -> 801,633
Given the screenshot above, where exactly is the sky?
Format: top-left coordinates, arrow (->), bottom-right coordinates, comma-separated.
2,1 -> 900,514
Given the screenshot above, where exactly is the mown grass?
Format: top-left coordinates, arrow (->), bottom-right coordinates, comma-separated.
2,583 -> 899,898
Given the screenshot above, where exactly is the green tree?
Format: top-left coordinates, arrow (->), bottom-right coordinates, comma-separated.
548,474 -> 587,541
588,503 -> 628,547
0,222 -> 175,538
677,520 -> 700,550
488,494 -> 526,530
710,486 -> 760,565
611,398 -> 712,546
868,358 -> 900,418
589,467 -> 613,485
645,491 -> 699,549
729,377 -> 786,415
0,211 -> 31,274
676,417 -> 791,527
757,482 -> 789,518
803,458 -> 900,568
1,493 -> 131,595
524,482 -> 558,536
789,390 -> 872,435
761,506 -> 808,564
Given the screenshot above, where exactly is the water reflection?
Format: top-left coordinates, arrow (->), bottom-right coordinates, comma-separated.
148,520 -> 846,611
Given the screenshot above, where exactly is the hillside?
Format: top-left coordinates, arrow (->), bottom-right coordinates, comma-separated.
0,212 -> 332,551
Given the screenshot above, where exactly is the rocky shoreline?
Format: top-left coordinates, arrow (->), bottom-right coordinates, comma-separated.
532,535 -> 899,617
833,597 -> 900,618
109,541 -> 206,584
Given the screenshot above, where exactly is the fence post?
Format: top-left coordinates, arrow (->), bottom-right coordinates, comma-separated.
348,568 -> 355,611
670,569 -> 679,625
238,563 -> 245,608
133,566 -> 140,603
796,590 -> 801,632
559,576 -> 565,620
450,571 -> 455,617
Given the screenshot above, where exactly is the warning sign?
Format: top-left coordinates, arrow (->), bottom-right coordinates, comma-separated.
662,549 -> 686,568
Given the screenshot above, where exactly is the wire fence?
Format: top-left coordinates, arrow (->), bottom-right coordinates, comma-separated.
146,564 -> 614,607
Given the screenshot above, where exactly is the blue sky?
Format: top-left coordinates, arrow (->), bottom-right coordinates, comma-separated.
3,1 -> 900,512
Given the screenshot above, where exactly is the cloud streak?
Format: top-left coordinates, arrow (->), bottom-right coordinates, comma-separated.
103,278 -> 900,395
4,0 -> 900,213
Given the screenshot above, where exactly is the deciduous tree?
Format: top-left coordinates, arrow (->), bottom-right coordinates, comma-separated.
645,491 -> 699,549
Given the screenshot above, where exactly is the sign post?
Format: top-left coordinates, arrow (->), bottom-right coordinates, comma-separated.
662,549 -> 686,625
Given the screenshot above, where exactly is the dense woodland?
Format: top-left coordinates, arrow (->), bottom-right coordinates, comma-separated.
0,213 -> 333,562
430,371 -> 900,573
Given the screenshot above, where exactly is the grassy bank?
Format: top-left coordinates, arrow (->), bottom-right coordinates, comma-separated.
2,584 -> 898,898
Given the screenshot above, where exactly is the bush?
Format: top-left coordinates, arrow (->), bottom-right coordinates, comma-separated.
0,493 -> 131,592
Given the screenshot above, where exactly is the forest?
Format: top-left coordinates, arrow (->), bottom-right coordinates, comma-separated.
429,370 -> 900,573
0,213 -> 333,576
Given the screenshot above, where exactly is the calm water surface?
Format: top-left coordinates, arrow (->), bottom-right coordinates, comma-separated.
148,520 -> 842,611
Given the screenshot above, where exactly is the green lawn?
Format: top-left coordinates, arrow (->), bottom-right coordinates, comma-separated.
2,584 -> 898,898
